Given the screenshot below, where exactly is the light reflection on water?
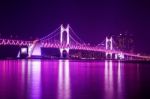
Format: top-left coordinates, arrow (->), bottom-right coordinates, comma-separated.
58,60 -> 70,99
0,59 -> 149,99
117,61 -> 123,99
104,60 -> 113,99
29,60 -> 41,99
28,60 -> 41,99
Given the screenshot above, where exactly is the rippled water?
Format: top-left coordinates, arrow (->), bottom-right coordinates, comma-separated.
0,59 -> 150,99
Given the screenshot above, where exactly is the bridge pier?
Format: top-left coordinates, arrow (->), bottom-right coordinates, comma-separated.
60,48 -> 69,58
60,49 -> 63,58
106,53 -> 112,59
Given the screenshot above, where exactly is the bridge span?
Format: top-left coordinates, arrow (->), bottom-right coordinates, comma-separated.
0,24 -> 149,60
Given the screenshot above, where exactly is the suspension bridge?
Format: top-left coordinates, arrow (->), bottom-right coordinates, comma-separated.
0,24 -> 149,60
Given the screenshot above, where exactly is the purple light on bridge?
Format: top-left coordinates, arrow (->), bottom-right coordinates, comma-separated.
31,43 -> 41,56
21,47 -> 28,54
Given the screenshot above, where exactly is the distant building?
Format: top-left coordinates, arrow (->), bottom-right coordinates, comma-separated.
114,33 -> 134,53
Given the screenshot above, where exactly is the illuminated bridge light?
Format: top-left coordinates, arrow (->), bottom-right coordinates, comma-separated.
0,25 -> 150,60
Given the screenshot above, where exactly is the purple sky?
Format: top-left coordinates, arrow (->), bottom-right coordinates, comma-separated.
0,0 -> 150,54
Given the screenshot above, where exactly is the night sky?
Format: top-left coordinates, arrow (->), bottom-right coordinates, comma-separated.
0,0 -> 150,54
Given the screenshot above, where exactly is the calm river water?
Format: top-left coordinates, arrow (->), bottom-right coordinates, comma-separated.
0,59 -> 150,99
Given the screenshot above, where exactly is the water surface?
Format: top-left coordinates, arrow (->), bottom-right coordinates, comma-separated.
0,59 -> 150,99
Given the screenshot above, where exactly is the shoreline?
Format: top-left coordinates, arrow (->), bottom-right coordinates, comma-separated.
0,57 -> 150,63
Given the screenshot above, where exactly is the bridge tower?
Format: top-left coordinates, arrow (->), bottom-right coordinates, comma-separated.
60,24 -> 70,58
106,36 -> 113,59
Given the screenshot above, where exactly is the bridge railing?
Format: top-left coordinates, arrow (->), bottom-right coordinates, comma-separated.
0,39 -> 33,46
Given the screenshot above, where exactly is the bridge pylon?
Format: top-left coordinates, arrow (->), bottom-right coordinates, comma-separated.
60,24 -> 70,58
106,36 -> 113,59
